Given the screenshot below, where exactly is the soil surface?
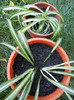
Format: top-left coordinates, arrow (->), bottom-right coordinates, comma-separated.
13,43 -> 63,96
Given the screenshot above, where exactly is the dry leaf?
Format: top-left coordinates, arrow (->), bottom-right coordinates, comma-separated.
10,1 -> 14,6
22,0 -> 25,3
0,58 -> 7,63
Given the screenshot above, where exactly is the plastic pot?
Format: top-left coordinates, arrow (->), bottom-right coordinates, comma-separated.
25,2 -> 61,38
7,38 -> 70,100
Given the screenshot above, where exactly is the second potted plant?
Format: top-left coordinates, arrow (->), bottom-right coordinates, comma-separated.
2,2 -> 64,39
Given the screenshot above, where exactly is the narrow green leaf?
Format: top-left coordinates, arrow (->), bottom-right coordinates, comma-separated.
65,92 -> 73,100
37,22 -> 45,33
22,12 -> 41,20
4,72 -> 33,100
45,6 -> 50,12
47,11 -> 65,22
17,15 -> 22,26
41,70 -> 74,96
31,25 -> 37,32
25,5 -> 43,13
20,21 -> 40,33
34,76 -> 42,100
51,23 -> 62,40
7,19 -> 33,65
2,6 -> 26,15
49,71 -> 74,77
17,30 -> 34,62
22,18 -> 45,26
42,66 -> 74,71
51,38 -> 62,53
47,17 -> 63,40
19,81 -> 30,100
43,70 -> 57,82
0,42 -> 28,60
23,80 -> 33,100
0,68 -> 33,93
49,17 -> 58,29
49,20 -> 56,31
49,17 -> 58,24
10,11 -> 36,19
44,23 -> 50,34
43,38 -> 62,64
23,70 -> 37,100
51,61 -> 74,67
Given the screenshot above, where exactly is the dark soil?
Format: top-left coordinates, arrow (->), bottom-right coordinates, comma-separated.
13,43 -> 63,96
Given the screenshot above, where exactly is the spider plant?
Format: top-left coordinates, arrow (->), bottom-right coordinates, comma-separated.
0,19 -> 74,100
2,4 -> 64,39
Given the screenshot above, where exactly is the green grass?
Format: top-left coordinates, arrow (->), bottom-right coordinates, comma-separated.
0,0 -> 74,99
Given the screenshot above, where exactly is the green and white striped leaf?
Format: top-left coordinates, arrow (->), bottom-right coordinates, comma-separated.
45,6 -> 50,12
51,61 -> 74,67
47,17 -> 62,39
23,70 -> 36,100
7,19 -> 33,65
65,92 -> 73,100
21,21 -> 43,33
2,6 -> 26,15
51,37 -> 62,53
43,66 -> 74,71
43,23 -> 50,34
43,38 -> 62,64
0,42 -> 28,60
34,76 -> 42,100
41,71 -> 74,96
18,15 -> 21,25
49,17 -> 58,24
19,69 -> 37,100
47,11 -> 64,22
47,17 -> 58,33
31,25 -> 37,32
0,68 -> 33,93
43,70 -> 57,82
48,19 -> 56,31
49,17 -> 58,29
22,18 -> 45,25
22,12 -> 41,20
10,10 -> 36,19
37,22 -> 45,33
19,81 -> 30,100
51,23 -> 62,40
49,71 -> 74,77
4,72 -> 33,100
24,82 -> 32,100
25,5 -> 43,13
44,70 -> 73,100
17,30 -> 34,61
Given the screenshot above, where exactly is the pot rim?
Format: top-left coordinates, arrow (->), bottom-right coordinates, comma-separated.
7,38 -> 70,100
25,2 -> 61,38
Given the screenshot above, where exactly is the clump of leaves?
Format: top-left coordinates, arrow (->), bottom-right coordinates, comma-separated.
0,19 -> 74,100
2,4 -> 64,40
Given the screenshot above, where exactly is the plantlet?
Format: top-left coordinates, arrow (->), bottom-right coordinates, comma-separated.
0,19 -> 74,100
2,4 -> 64,39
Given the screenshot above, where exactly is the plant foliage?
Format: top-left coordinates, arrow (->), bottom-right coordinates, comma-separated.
2,4 -> 64,39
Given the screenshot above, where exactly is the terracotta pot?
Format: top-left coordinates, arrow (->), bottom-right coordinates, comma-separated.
25,2 -> 61,38
7,38 -> 70,100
